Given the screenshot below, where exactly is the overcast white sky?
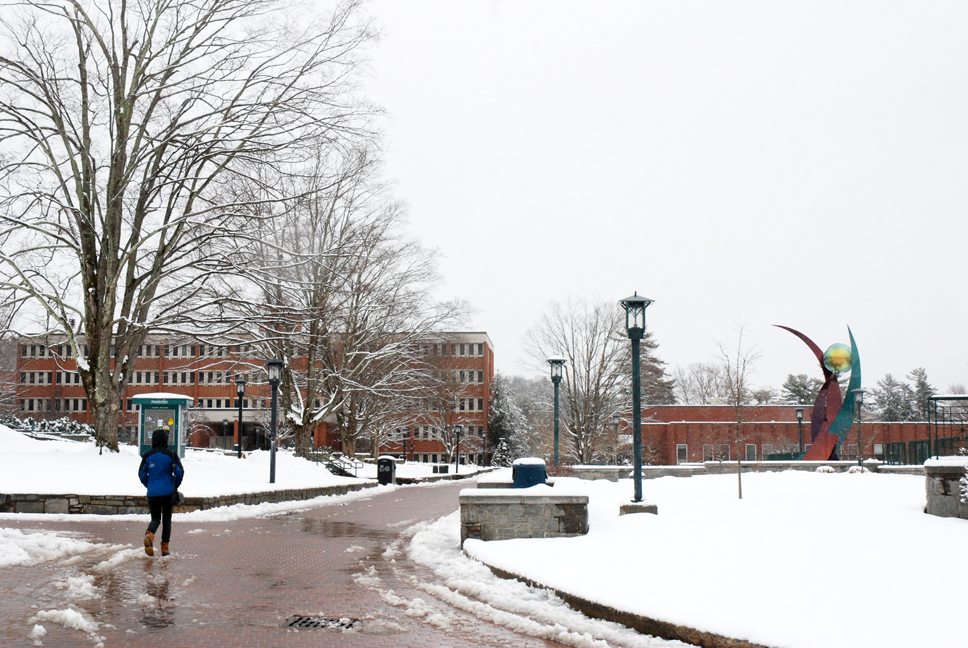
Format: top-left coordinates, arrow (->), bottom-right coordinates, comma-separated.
362,1 -> 968,393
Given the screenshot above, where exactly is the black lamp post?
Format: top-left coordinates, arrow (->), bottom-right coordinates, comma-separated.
548,356 -> 566,467
236,376 -> 246,458
222,418 -> 228,450
266,358 -> 283,483
482,427 -> 488,467
852,389 -> 867,466
620,292 -> 654,503
454,424 -> 463,474
612,414 -> 621,465
795,407 -> 804,456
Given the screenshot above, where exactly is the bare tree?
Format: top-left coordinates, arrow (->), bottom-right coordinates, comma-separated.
717,321 -> 762,499
673,362 -> 725,404
0,0 -> 374,450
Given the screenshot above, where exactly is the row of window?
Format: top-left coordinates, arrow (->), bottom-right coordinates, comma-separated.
454,370 -> 485,385
405,425 -> 486,440
22,369 -> 245,387
459,398 -> 485,412
22,342 -> 257,359
419,342 -> 486,358
20,398 -> 87,412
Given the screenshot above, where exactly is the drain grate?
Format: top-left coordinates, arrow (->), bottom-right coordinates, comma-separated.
285,615 -> 358,630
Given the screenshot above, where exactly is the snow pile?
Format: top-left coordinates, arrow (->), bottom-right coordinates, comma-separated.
406,513 -> 679,648
0,528 -> 103,567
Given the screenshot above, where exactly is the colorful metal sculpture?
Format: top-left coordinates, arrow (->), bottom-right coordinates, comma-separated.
775,326 -> 862,461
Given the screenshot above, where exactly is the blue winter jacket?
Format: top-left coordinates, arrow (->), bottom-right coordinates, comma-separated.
138,429 -> 185,497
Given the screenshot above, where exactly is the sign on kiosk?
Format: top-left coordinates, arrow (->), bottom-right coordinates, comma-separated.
133,393 -> 193,458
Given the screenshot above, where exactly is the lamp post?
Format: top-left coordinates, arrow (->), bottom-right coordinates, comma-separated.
266,358 -> 283,483
852,389 -> 867,467
482,427 -> 488,467
548,356 -> 567,467
236,376 -> 246,458
612,414 -> 621,465
620,292 -> 654,503
454,424 -> 463,474
222,418 -> 228,450
795,407 -> 804,456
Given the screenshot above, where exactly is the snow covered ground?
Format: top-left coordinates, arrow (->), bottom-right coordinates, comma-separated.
0,423 -> 480,497
2,424 -> 964,648
461,469 -> 965,648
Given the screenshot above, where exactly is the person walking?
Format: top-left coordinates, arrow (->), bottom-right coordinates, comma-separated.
138,428 -> 185,557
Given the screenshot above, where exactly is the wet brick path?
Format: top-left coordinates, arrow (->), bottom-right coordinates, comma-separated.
1,480 -> 564,647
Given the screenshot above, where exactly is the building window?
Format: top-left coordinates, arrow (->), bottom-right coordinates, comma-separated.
745,444 -> 757,462
676,444 -> 688,464
477,398 -> 484,412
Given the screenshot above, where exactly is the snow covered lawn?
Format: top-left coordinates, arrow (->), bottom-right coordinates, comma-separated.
0,424 -> 482,497
461,470 -> 964,648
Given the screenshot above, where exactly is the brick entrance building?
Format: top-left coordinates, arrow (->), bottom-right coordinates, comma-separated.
641,405 -> 930,465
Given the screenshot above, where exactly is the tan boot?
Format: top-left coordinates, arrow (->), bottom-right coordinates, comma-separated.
161,542 -> 170,557
144,531 -> 155,557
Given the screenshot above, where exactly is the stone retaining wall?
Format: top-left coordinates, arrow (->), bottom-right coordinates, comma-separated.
0,482 -> 372,515
459,490 -> 588,544
924,463 -> 968,519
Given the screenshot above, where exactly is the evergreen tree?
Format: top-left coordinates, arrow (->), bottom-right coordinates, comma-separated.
780,374 -> 824,405
491,438 -> 513,467
872,374 -> 915,421
907,368 -> 935,420
488,373 -> 534,460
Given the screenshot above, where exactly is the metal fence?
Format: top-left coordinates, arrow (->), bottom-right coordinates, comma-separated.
884,396 -> 968,465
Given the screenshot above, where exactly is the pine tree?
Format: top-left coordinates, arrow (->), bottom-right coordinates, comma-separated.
780,374 -> 824,405
907,368 -> 935,420
872,374 -> 915,421
488,373 -> 533,460
491,438 -> 513,467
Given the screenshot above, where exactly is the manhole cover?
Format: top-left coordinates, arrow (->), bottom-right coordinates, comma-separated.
285,615 -> 358,630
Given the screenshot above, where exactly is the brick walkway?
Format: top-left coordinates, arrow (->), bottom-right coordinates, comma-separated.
1,480 -> 566,647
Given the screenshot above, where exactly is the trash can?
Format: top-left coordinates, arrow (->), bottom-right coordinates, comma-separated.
377,456 -> 396,485
512,458 -> 547,488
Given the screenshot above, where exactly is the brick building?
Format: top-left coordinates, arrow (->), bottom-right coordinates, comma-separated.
13,332 -> 495,463
641,405 -> 930,466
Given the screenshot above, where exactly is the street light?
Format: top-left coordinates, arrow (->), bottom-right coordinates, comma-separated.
235,375 -> 246,458
852,389 -> 867,467
548,356 -> 566,467
266,358 -> 283,483
612,414 -> 621,465
454,424 -> 463,474
222,418 -> 228,450
482,427 -> 488,467
795,407 -> 804,456
620,292 -> 654,503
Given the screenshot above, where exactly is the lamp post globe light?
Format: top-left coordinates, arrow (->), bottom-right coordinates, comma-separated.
548,356 -> 567,467
795,407 -> 804,456
620,292 -> 654,504
266,358 -> 283,484
852,389 -> 867,467
236,376 -> 246,459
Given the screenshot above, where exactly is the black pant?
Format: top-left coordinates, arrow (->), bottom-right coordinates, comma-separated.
147,494 -> 174,543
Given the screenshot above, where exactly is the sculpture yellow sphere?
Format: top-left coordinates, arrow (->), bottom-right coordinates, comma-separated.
823,343 -> 852,373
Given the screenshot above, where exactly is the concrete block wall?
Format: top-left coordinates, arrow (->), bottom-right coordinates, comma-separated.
460,491 -> 588,543
924,463 -> 968,519
0,483 -> 370,515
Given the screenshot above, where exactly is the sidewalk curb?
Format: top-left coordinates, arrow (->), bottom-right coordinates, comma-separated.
475,558 -> 770,648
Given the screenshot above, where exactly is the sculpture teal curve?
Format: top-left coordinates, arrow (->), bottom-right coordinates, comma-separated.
775,325 -> 861,461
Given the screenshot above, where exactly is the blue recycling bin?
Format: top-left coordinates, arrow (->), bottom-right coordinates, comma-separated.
512,458 -> 547,488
